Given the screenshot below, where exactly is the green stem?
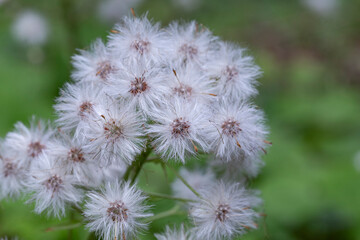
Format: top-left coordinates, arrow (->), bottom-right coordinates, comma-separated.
167,163 -> 202,199
71,205 -> 83,214
146,157 -> 163,163
146,192 -> 196,203
123,164 -> 133,181
130,146 -> 152,184
145,204 -> 183,222
45,223 -> 82,232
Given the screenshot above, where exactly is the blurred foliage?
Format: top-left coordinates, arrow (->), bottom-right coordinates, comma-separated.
1,0 -> 360,239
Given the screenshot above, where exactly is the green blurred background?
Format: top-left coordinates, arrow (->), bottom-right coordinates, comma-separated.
1,0 -> 360,239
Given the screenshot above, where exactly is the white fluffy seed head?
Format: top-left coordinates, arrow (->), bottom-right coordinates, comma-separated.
84,181 -> 152,240
190,181 -> 261,240
54,82 -> 105,138
72,39 -> 118,84
26,153 -> 82,218
164,21 -> 218,66
146,99 -> 209,162
108,15 -> 166,62
162,63 -> 216,104
4,117 -> 54,168
106,58 -> 170,115
46,132 -> 103,187
155,224 -> 194,240
82,97 -> 145,166
205,99 -> 268,162
205,42 -> 261,101
0,141 -> 26,199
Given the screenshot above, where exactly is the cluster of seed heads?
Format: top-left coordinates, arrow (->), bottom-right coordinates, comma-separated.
0,11 -> 270,240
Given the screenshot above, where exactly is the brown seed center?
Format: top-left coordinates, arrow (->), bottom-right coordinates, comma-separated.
44,175 -> 63,193
223,66 -> 239,82
221,119 -> 241,137
68,148 -> 85,163
79,101 -> 93,118
179,43 -> 198,59
129,76 -> 148,95
131,39 -> 150,55
4,162 -> 16,177
28,141 -> 45,158
216,204 -> 230,222
107,201 -> 128,222
104,120 -> 123,140
173,84 -> 193,98
171,118 -> 190,138
96,61 -> 114,80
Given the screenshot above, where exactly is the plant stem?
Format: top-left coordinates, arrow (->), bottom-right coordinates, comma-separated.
123,164 -> 133,181
45,222 -> 82,232
72,205 -> 83,214
146,192 -> 196,203
145,204 -> 183,222
166,163 -> 202,199
146,157 -> 163,163
130,146 -> 152,184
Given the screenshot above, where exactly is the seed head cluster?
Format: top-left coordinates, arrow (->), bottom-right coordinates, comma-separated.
0,12 -> 270,240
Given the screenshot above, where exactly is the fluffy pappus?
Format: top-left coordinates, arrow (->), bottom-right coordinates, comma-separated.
82,98 -> 145,166
190,181 -> 261,240
26,154 -> 83,218
107,15 -> 166,62
205,99 -> 268,162
71,39 -> 118,83
4,118 -> 54,168
162,64 -> 216,104
155,225 -> 194,240
146,99 -> 209,162
106,59 -> 170,115
46,133 -> 102,187
164,21 -> 218,66
205,42 -> 261,101
0,141 -> 26,199
172,168 -> 215,200
54,82 -> 105,138
84,181 -> 152,240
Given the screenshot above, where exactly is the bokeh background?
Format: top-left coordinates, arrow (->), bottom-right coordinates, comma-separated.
1,0 -> 360,239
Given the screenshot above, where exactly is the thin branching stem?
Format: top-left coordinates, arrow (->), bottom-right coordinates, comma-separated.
145,204 -> 184,222
146,192 -> 196,202
130,146 -> 152,184
45,222 -> 82,232
166,163 -> 203,199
